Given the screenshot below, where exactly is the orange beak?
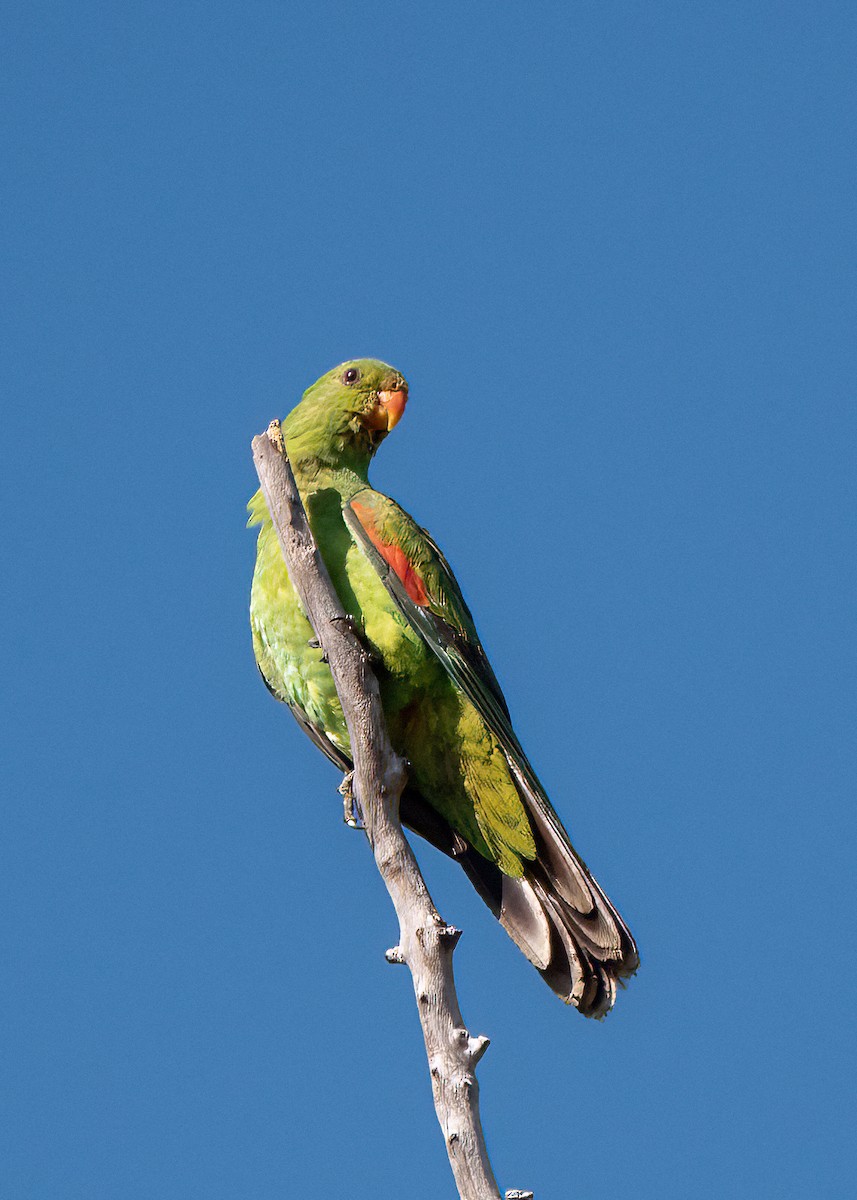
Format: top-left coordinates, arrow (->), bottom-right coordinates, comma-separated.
372,388 -> 408,431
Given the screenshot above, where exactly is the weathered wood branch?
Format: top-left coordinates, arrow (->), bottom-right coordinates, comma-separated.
252,422 -> 533,1200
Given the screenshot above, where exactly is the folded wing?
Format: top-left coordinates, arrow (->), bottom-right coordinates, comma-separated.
343,490 -> 639,1015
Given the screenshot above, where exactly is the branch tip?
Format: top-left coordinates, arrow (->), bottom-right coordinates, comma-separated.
468,1034 -> 491,1065
251,428 -> 504,1200
265,419 -> 285,453
505,1191 -> 534,1199
438,923 -> 463,948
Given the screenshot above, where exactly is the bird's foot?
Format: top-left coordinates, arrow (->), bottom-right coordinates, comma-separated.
306,636 -> 328,663
330,613 -> 362,638
339,772 -> 365,830
330,614 -> 379,664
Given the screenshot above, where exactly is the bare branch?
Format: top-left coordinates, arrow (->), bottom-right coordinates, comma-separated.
252,423 -> 532,1199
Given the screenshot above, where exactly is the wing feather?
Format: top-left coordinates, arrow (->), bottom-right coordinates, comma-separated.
343,491 -> 638,1009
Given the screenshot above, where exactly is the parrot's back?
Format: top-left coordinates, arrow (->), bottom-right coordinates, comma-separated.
250,482 -> 638,1017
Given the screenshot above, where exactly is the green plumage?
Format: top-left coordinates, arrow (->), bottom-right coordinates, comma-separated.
249,358 -> 638,1015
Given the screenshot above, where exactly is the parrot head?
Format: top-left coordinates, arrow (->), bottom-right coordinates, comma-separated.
283,358 -> 409,471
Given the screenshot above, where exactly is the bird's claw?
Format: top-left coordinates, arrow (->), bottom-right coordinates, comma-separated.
339,771 -> 365,830
330,614 -> 379,664
331,613 -> 362,637
306,636 -> 328,662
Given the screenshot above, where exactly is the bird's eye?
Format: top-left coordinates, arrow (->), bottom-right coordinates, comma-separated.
343,367 -> 361,385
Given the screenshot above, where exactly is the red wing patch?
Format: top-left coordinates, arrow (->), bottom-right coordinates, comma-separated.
351,500 -> 430,606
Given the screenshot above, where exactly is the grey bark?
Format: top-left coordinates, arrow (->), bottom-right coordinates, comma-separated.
252,422 -> 533,1200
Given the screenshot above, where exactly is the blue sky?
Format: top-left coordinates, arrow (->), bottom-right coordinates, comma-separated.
3,3 -> 855,1196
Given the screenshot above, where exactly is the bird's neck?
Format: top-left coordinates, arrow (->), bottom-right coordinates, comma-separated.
287,449 -> 370,503
283,405 -> 378,503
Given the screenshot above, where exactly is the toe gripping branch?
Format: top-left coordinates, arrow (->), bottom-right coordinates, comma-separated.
329,613 -> 380,665
339,771 -> 365,830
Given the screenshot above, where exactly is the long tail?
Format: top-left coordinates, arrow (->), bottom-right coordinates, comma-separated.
276,683 -> 637,1015
401,787 -> 638,1018
455,846 -> 637,1018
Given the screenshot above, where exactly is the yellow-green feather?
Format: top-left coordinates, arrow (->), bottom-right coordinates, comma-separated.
248,484 -> 535,876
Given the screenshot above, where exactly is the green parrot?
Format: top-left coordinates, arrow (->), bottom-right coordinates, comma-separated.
249,359 -> 638,1016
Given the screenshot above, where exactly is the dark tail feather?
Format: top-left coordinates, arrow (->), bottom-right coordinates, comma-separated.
278,704 -> 637,1015
505,760 -> 639,1016
399,788 -> 638,1019
457,848 -> 637,1019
